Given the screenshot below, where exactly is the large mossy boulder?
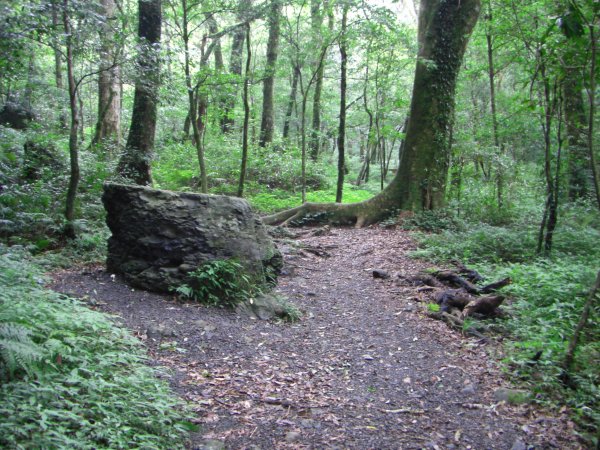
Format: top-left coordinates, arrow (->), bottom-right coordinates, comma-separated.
0,100 -> 37,130
102,183 -> 282,292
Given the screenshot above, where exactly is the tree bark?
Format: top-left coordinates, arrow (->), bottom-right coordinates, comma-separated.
282,63 -> 300,140
263,0 -> 480,226
221,0 -> 252,133
259,0 -> 282,147
92,0 -> 121,148
238,25 -> 252,197
309,0 -> 326,160
117,0 -> 161,185
335,5 -> 348,203
62,0 -> 80,239
485,2 -> 503,208
587,23 -> 600,210
51,0 -> 67,129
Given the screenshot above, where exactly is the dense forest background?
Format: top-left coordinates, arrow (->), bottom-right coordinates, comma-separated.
0,0 -> 599,447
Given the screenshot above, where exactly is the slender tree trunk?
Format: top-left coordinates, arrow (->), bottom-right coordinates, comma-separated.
335,5 -> 348,203
537,70 -> 559,255
358,60 -> 374,186
238,25 -> 252,197
222,0 -> 252,132
259,0 -> 281,147
206,13 -> 225,130
587,24 -> 600,210
62,0 -> 80,239
309,0 -> 325,160
117,0 -> 161,185
544,95 -> 563,254
485,2 -> 503,208
564,68 -> 590,200
92,0 -> 121,149
300,78 -> 308,203
181,0 -> 207,192
51,0 -> 67,129
282,64 -> 300,140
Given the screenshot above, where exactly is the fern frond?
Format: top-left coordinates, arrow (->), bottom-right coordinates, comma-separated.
0,323 -> 45,381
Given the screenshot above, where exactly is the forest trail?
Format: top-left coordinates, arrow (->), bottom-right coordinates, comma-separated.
51,227 -> 578,449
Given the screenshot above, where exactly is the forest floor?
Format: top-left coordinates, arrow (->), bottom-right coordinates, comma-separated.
50,227 -> 582,449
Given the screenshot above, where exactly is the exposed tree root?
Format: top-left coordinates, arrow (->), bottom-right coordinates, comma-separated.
261,192 -> 397,228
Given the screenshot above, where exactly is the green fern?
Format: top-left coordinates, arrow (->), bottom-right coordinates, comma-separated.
0,323 -> 44,381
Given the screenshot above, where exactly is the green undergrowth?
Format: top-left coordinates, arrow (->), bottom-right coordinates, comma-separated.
249,183 -> 375,213
173,258 -> 256,307
409,203 -> 600,444
0,246 -> 192,449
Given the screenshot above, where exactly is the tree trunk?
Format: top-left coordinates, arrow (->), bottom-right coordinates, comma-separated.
335,4 -> 348,203
238,25 -> 252,197
180,0 -> 207,192
221,0 -> 252,133
92,0 -> 121,148
282,63 -> 300,140
587,23 -> 600,210
564,68 -> 590,200
485,2 -> 503,208
206,12 -> 226,130
309,0 -> 326,160
62,0 -> 80,239
263,0 -> 480,226
51,0 -> 67,129
258,0 -> 281,147
117,0 -> 161,185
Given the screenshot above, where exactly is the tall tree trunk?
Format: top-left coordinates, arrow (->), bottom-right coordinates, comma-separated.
309,0 -> 325,160
485,2 -> 503,208
389,0 -> 481,211
259,0 -> 281,147
206,12 -> 226,130
264,0 -> 480,226
335,5 -> 348,203
51,0 -> 67,129
92,0 -> 121,148
283,63 -> 300,140
587,23 -> 600,210
62,0 -> 80,239
564,68 -> 590,200
117,0 -> 161,185
180,0 -> 207,192
238,25 -> 252,197
536,69 -> 559,255
221,0 -> 252,133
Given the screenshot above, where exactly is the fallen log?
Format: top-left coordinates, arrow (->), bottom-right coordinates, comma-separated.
434,289 -> 473,312
432,270 -> 480,294
480,277 -> 511,294
451,260 -> 484,283
463,295 -> 505,318
420,263 -> 511,322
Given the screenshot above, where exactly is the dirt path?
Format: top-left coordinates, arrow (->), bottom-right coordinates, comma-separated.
51,227 -> 579,449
